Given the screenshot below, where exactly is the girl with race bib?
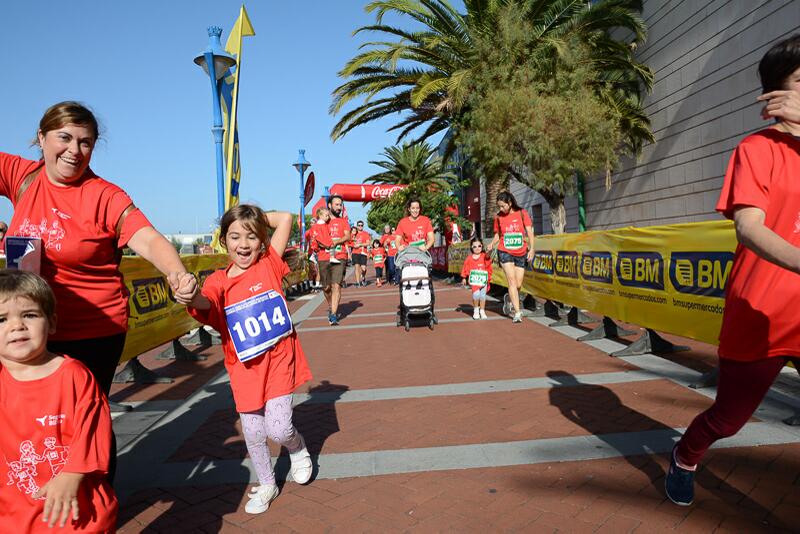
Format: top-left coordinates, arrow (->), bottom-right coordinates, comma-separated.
487,191 -> 535,323
461,238 -> 492,320
178,205 -> 313,515
371,239 -> 386,287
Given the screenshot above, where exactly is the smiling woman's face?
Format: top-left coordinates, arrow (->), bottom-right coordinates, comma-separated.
38,123 -> 95,185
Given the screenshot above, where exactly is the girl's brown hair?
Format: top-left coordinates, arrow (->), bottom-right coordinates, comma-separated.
219,204 -> 269,250
34,101 -> 101,146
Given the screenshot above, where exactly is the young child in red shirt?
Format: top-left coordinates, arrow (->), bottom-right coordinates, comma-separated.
0,270 -> 117,532
371,239 -> 386,287
461,238 -> 493,320
177,205 -> 313,515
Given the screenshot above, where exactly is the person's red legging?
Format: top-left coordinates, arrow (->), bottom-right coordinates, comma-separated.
677,356 -> 799,465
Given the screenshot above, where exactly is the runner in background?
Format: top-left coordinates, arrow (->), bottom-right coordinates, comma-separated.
311,208 -> 336,303
487,191 -> 534,323
461,237 -> 492,320
326,195 -> 350,324
348,225 -> 360,287
353,221 -> 371,286
303,218 -> 320,290
371,238 -> 386,287
178,205 -> 313,515
380,224 -> 399,284
665,35 -> 800,507
0,271 -> 117,532
395,198 -> 434,252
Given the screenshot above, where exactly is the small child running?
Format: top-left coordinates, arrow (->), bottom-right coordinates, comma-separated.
461,238 -> 493,320
371,239 -> 386,287
0,270 -> 117,532
177,205 -> 313,515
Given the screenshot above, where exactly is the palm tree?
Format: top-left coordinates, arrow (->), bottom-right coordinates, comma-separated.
331,0 -> 652,151
332,0 -> 654,231
364,142 -> 459,232
365,142 -> 456,187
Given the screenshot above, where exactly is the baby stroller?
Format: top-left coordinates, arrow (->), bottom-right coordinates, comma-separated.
395,247 -> 437,331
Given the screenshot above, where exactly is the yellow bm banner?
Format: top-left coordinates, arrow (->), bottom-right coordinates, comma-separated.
448,220 -> 736,345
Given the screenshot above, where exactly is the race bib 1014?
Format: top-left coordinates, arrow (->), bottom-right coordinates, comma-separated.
224,290 -> 293,362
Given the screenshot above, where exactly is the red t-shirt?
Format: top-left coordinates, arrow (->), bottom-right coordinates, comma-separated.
328,217 -> 350,260
0,357 -> 117,533
494,209 -> 532,256
371,247 -> 386,267
716,129 -> 800,361
381,233 -> 399,257
461,252 -> 493,292
187,246 -> 313,412
396,216 -> 433,248
0,153 -> 152,341
353,231 -> 371,255
310,221 -> 333,261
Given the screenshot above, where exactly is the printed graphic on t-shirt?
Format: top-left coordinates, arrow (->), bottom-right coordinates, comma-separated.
5,438 -> 69,498
17,218 -> 66,251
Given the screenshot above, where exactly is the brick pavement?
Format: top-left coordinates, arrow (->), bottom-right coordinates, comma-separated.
113,270 -> 800,532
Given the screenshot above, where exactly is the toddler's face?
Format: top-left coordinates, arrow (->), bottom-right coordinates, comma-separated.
0,295 -> 54,367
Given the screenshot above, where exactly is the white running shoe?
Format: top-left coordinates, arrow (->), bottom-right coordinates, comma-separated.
479,308 -> 488,320
245,483 -> 279,514
473,308 -> 480,320
289,435 -> 313,485
502,293 -> 511,316
512,312 -> 523,323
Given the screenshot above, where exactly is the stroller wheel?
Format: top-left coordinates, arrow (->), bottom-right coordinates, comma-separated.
396,311 -> 402,327
404,319 -> 411,332
428,318 -> 435,330
432,314 -> 438,325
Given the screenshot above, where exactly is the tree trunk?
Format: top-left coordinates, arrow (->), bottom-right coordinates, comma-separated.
540,190 -> 566,234
483,174 -> 508,238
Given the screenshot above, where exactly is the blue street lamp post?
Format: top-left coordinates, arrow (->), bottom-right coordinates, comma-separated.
293,150 -> 311,249
194,26 -> 237,218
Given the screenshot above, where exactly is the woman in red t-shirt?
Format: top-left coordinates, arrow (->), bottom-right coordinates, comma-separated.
395,198 -> 434,252
380,224 -> 399,284
0,102 -> 193,395
665,36 -> 800,507
487,191 -> 534,323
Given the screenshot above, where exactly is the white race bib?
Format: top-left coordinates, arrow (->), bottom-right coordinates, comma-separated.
224,290 -> 293,362
503,232 -> 523,250
468,269 -> 489,287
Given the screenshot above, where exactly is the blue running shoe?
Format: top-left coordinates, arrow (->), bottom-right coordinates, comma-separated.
665,446 -> 694,506
328,313 -> 339,326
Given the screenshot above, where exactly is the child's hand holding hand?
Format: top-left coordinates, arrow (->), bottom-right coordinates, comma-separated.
174,273 -> 198,305
34,471 -> 84,528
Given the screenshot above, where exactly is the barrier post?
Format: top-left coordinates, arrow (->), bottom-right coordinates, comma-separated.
183,327 -> 222,348
112,356 -> 174,384
157,337 -> 208,361
688,367 -> 719,389
577,316 -> 638,341
549,306 -> 594,328
610,329 -> 691,358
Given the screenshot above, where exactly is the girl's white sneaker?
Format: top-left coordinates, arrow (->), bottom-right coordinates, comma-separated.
479,308 -> 488,319
245,484 -> 279,514
289,435 -> 313,485
473,308 -> 480,320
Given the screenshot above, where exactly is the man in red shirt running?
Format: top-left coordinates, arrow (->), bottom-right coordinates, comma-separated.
323,195 -> 350,325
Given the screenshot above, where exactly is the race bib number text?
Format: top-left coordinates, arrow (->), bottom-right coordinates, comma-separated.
503,232 -> 523,250
225,290 -> 293,362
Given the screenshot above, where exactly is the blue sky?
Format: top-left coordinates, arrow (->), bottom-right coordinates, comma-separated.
0,1 -> 449,234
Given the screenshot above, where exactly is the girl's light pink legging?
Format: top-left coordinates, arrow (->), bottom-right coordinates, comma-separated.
240,394 -> 303,486
676,356 -> 798,465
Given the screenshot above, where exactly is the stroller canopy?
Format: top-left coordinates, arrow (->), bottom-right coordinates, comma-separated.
395,247 -> 432,271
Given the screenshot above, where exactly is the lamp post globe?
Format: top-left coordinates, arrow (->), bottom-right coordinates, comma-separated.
293,149 -> 311,249
194,26 -> 237,218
